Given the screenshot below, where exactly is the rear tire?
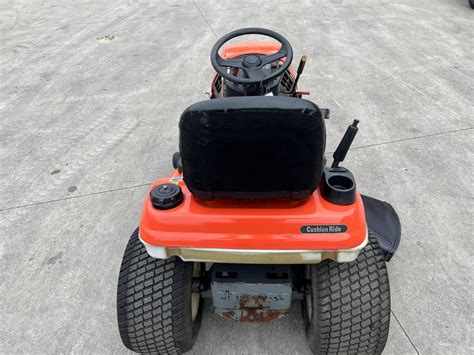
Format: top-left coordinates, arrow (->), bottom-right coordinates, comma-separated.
304,233 -> 390,354
117,228 -> 202,354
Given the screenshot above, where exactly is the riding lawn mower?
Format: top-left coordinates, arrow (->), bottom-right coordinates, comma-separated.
117,28 -> 401,354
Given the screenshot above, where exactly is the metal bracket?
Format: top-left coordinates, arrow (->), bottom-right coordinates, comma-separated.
211,264 -> 292,322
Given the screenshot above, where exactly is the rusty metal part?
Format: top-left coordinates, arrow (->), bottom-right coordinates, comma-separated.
295,91 -> 310,97
211,264 -> 293,323
217,294 -> 290,323
219,309 -> 289,322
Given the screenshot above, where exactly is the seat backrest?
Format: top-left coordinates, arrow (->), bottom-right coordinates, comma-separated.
179,96 -> 326,200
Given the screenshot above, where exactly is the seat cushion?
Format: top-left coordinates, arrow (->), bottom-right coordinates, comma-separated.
179,96 -> 326,200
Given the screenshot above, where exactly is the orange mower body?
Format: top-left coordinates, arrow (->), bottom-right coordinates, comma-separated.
117,28 -> 401,355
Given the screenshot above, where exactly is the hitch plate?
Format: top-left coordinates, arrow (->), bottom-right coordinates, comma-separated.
211,264 -> 292,323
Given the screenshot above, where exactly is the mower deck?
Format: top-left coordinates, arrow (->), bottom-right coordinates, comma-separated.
139,170 -> 368,264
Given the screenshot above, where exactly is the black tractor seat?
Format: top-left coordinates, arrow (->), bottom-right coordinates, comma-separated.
179,96 -> 326,201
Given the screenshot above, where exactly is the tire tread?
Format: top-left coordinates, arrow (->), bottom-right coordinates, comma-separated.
307,233 -> 390,354
117,229 -> 193,354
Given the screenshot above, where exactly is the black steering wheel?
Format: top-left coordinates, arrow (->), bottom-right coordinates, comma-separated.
210,28 -> 293,86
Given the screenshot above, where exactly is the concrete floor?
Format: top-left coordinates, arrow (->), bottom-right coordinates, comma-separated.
1,0 -> 473,354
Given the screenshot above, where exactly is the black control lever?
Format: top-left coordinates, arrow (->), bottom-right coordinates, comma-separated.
331,119 -> 359,168
291,55 -> 307,96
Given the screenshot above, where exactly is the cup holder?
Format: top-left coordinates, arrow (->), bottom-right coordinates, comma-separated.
328,175 -> 354,191
321,168 -> 356,205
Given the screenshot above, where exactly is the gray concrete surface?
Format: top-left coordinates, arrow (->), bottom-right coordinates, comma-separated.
1,0 -> 473,354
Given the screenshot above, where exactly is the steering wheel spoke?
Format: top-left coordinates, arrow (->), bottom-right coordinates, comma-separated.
243,67 -> 265,81
218,58 -> 245,69
261,51 -> 286,65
